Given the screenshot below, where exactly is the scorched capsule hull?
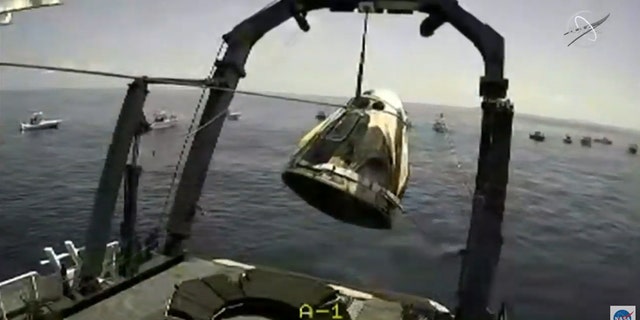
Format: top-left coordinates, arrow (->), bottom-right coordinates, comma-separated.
282,89 -> 410,229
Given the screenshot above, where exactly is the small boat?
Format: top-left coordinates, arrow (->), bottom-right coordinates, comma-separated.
629,144 -> 638,155
19,112 -> 62,131
594,137 -> 612,145
580,136 -> 592,147
315,110 -> 327,121
433,113 -> 447,133
404,110 -> 412,129
227,111 -> 241,120
529,131 -> 545,142
563,134 -> 572,144
149,111 -> 178,129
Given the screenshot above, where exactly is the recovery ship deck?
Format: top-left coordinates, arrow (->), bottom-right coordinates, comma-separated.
0,244 -> 451,320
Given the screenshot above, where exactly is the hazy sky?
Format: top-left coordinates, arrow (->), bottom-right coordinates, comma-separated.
0,0 -> 638,129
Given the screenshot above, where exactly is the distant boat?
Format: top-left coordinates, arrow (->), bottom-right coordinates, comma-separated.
433,113 -> 447,133
563,134 -> 572,144
19,112 -> 62,131
593,137 -> 612,145
227,111 -> 241,120
404,110 -> 412,129
149,111 -> 178,129
580,136 -> 592,147
529,131 -> 545,142
629,144 -> 638,155
315,110 -> 327,121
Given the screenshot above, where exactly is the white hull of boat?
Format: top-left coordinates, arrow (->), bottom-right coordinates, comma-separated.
227,112 -> 241,120
20,119 -> 61,131
594,138 -> 612,145
150,119 -> 178,130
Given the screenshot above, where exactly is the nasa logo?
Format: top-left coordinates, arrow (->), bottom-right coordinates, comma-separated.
563,10 -> 610,48
611,306 -> 636,320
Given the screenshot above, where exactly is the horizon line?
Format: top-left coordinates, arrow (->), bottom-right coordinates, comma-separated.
1,86 -> 638,133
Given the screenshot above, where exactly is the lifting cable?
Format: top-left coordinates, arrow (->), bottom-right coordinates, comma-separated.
180,23 -> 411,140
153,41 -> 227,240
354,9 -> 476,246
442,129 -> 474,198
354,10 -> 370,98
153,0 -> 285,240
0,62 -> 346,109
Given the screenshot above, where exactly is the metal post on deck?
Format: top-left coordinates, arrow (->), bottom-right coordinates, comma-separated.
119,161 -> 142,277
456,97 -> 513,320
78,79 -> 148,294
162,83 -> 236,256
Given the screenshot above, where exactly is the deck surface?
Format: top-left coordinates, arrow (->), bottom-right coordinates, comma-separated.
3,256 -> 452,320
67,257 -> 451,320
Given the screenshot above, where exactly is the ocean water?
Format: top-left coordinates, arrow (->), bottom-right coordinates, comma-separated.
0,88 -> 638,319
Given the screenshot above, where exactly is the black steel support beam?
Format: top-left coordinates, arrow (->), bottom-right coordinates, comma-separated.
79,79 -> 148,292
456,99 -> 513,320
119,163 -> 142,277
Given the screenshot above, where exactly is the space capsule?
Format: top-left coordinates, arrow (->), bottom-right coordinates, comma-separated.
282,89 -> 410,229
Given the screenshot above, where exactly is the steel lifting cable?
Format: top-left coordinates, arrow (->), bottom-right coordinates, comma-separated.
0,62 -> 346,108
392,123 -> 474,252
183,95 -> 346,141
441,128 -> 474,198
352,2 -> 472,237
352,10 -> 472,243
152,0 -> 289,237
154,42 -> 227,235
346,19 -> 471,206
0,62 -> 138,80
354,10 -> 369,98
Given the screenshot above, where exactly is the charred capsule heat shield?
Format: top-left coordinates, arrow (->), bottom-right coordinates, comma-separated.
282,89 -> 410,229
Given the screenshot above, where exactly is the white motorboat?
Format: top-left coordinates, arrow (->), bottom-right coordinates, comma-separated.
227,111 -> 241,120
433,113 -> 447,133
149,111 -> 178,129
594,136 -> 612,145
19,112 -> 62,131
529,131 -> 545,142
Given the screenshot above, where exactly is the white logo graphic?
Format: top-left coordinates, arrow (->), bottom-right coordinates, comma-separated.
563,11 -> 610,48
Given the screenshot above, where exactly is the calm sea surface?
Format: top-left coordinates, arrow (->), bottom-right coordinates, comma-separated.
0,88 -> 638,319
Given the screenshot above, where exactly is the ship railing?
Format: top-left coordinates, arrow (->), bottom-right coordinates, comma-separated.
0,240 -> 120,319
0,272 -> 38,319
